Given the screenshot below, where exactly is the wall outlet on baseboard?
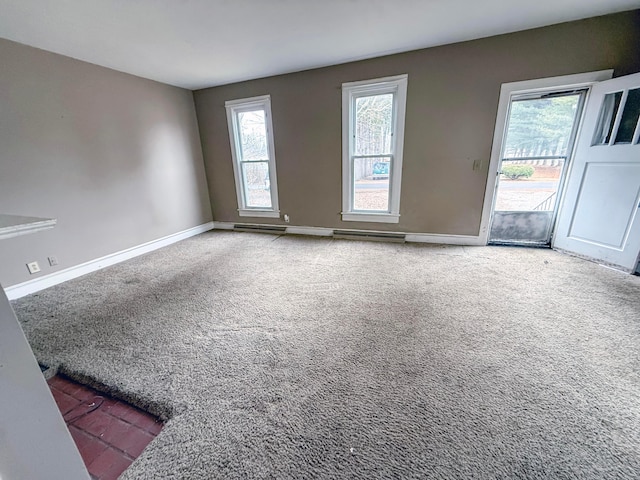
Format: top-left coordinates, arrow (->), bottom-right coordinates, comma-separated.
48,256 -> 59,266
27,261 -> 41,274
284,214 -> 290,223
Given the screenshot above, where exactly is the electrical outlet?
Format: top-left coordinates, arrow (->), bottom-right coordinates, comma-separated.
48,256 -> 59,266
473,159 -> 483,171
27,261 -> 41,274
284,214 -> 290,223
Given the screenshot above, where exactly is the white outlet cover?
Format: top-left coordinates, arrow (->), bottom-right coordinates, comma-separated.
27,261 -> 41,274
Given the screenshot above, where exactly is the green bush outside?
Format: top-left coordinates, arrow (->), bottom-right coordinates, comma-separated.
501,164 -> 534,180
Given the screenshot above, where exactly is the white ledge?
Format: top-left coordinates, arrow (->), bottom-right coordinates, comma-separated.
341,212 -> 400,224
238,209 -> 281,218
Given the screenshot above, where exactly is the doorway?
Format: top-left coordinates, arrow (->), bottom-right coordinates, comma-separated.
488,90 -> 586,245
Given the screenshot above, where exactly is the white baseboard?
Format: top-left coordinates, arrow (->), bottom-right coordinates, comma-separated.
5,222 -> 214,300
213,221 -> 482,245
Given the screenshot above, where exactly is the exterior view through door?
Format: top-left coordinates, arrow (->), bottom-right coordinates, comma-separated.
489,90 -> 586,245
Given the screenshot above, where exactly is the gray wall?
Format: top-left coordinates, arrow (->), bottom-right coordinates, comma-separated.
194,10 -> 640,235
0,38 -> 212,287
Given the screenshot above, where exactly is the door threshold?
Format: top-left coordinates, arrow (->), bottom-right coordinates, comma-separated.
488,241 -> 550,248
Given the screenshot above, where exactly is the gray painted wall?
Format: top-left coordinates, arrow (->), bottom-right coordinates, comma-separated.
0,38 -> 212,287
194,10 -> 640,235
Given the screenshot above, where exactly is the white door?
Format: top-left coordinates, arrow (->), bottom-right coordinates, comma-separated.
554,73 -> 640,271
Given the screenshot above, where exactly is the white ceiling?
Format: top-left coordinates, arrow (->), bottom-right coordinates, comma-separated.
0,0 -> 637,90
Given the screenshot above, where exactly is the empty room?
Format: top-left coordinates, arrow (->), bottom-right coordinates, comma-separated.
1,1 -> 640,479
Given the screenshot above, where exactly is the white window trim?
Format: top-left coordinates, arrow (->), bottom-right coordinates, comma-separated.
341,74 -> 408,223
225,95 -> 280,218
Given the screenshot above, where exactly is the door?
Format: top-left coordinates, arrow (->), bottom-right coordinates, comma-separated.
489,90 -> 586,245
554,73 -> 640,271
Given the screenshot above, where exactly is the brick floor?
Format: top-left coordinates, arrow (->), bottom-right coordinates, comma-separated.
48,374 -> 163,480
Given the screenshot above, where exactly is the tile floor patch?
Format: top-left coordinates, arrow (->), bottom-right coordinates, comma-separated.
47,374 -> 163,480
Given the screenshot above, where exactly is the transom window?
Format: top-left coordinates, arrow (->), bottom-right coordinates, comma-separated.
225,95 -> 280,218
342,74 -> 408,223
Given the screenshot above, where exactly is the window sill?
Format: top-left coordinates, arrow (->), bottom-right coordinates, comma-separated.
341,212 -> 400,224
238,209 -> 280,219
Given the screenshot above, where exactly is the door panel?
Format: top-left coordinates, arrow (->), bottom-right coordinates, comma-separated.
554,73 -> 640,271
568,163 -> 640,248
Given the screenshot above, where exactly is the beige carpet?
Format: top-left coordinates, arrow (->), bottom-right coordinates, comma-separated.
13,231 -> 640,479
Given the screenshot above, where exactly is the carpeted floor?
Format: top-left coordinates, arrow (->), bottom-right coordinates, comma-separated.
13,231 -> 640,479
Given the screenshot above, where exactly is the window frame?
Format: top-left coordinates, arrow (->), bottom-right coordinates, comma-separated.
225,95 -> 280,218
341,74 -> 408,223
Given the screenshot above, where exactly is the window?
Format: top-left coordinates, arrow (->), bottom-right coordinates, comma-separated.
342,74 -> 408,223
226,95 -> 280,218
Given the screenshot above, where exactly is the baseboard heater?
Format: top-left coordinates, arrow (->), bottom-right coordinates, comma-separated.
332,230 -> 406,243
233,224 -> 287,234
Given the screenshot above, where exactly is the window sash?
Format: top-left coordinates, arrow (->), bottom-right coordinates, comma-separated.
240,160 -> 271,209
350,155 -> 393,213
352,92 -> 396,157
350,90 -> 398,213
236,108 -> 269,162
